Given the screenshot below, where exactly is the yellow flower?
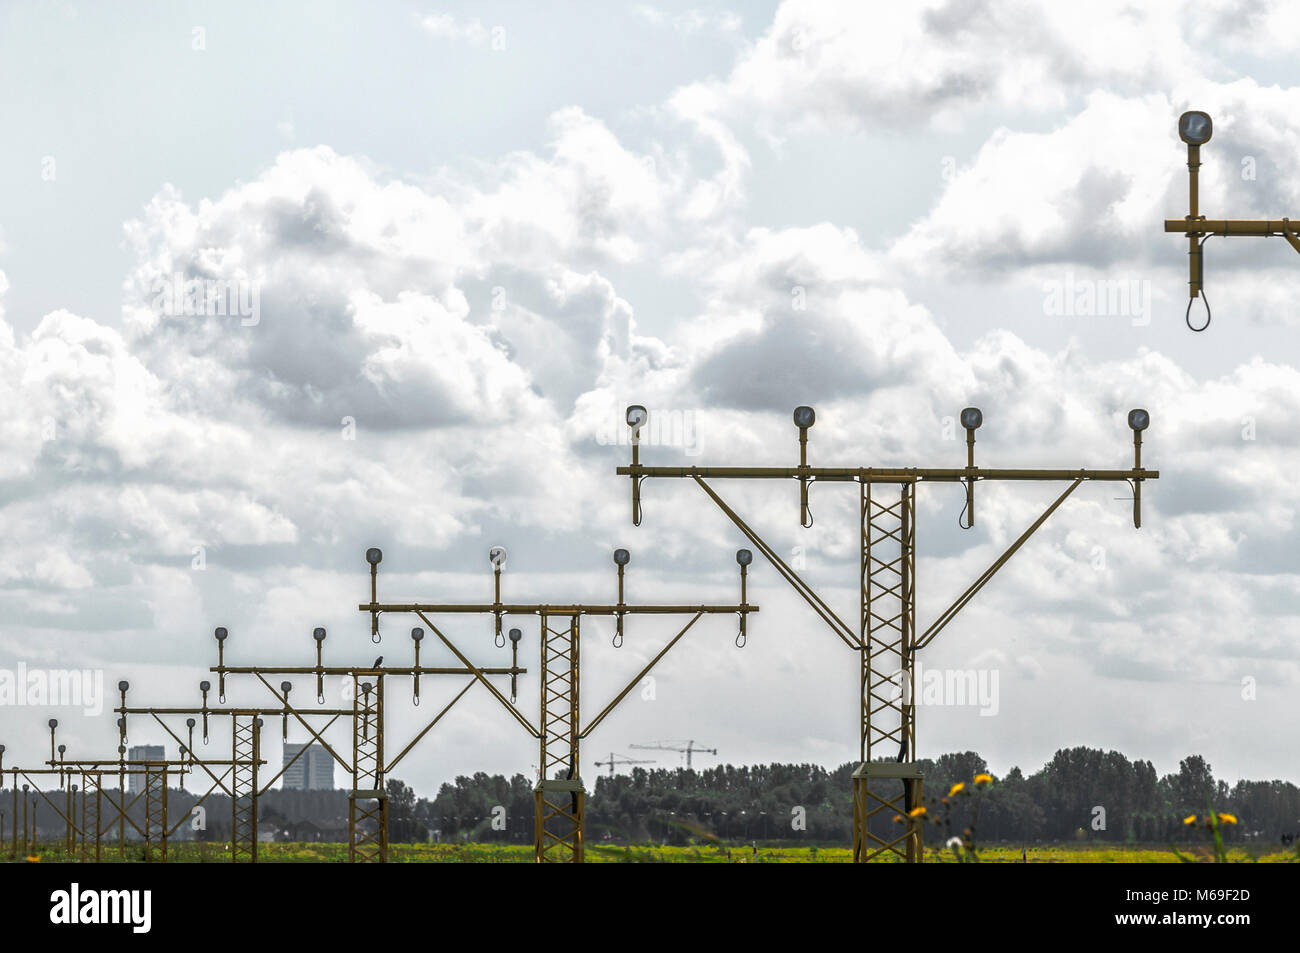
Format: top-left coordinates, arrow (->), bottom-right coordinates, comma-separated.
1182,815 -> 1198,825
1216,813 -> 1238,825
974,773 -> 993,785
949,782 -> 965,797
25,855 -> 40,863
907,806 -> 927,818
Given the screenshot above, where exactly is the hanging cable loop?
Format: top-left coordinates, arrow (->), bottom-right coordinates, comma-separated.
1186,290 -> 1211,332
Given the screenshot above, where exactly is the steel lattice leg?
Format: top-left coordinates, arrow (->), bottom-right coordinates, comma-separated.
534,613 -> 585,863
854,481 -> 922,862
232,716 -> 260,862
350,675 -> 387,863
144,765 -> 168,862
80,771 -> 102,863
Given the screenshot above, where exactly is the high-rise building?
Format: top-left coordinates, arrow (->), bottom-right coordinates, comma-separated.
126,745 -> 165,794
282,742 -> 335,791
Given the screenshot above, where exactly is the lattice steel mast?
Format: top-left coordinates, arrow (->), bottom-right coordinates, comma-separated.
618,403 -> 1158,862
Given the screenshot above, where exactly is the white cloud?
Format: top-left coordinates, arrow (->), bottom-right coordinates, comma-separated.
2,0 -> 1299,787
670,0 -> 1244,139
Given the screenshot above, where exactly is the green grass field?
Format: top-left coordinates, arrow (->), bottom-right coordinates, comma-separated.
12,841 -> 1298,863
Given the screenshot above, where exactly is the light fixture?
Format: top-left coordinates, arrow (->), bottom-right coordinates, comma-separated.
736,550 -> 752,648
366,550 -> 383,642
626,404 -> 648,432
1178,110 -> 1212,146
959,407 -> 983,529
626,405 -> 650,522
1128,409 -> 1150,528
627,404 -> 649,484
410,627 -> 424,642
280,682 -> 293,737
613,550 -> 630,647
313,627 -> 327,642
490,548 -> 508,645
214,629 -> 229,701
794,406 -> 816,526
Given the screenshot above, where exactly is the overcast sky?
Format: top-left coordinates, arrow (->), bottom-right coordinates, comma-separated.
1,0 -> 1298,797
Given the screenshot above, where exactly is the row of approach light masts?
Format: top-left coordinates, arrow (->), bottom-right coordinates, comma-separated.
366,542 -> 754,651
627,403 -> 1152,529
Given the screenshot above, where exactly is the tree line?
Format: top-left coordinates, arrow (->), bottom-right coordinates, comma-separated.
405,748 -> 1300,846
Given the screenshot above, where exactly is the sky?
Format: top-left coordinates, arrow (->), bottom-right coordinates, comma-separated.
1,0 -> 1298,798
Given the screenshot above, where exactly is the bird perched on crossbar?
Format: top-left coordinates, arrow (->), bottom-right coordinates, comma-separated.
372,656 -> 383,669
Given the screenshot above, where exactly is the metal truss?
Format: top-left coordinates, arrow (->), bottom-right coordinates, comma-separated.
349,675 -> 387,863
536,614 -> 583,863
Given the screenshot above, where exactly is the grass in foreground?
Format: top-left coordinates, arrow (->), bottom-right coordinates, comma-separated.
9,841 -> 1297,863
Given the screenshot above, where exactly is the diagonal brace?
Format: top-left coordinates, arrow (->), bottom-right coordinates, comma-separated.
416,611 -> 540,738
693,477 -> 859,648
580,612 -> 703,738
914,478 -> 1082,652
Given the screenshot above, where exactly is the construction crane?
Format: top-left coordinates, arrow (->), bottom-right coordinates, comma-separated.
630,740 -> 716,770
593,752 -> 656,777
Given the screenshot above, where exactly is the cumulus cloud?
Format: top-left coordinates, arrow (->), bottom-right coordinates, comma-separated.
892,83 -> 1300,281
670,0 -> 1244,138
3,0 -> 1299,787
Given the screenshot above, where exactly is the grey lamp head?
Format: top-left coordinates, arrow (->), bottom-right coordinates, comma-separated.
1178,110 -> 1212,145
736,549 -> 753,567
508,627 -> 522,643
411,627 -> 424,642
793,406 -> 816,429
960,407 -> 983,431
365,547 -> 383,566
489,546 -> 507,568
613,548 -> 631,566
1128,408 -> 1150,432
